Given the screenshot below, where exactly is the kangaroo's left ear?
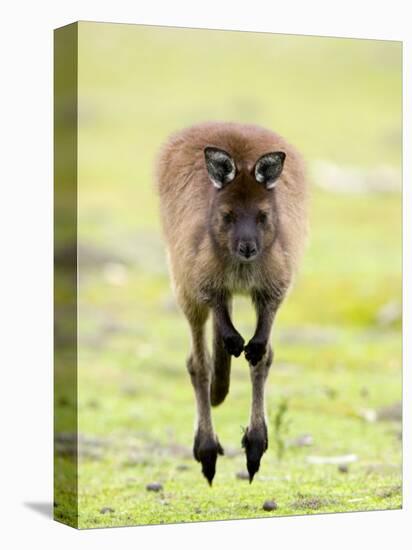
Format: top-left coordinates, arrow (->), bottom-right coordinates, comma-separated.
254,151 -> 286,189
204,147 -> 236,189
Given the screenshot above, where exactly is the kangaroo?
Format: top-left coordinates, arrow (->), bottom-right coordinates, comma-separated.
155,121 -> 308,484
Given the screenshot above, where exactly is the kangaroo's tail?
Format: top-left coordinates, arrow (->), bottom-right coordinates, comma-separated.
210,312 -> 232,407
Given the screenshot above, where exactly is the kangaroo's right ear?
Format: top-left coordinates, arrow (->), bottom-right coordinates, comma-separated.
204,147 -> 236,189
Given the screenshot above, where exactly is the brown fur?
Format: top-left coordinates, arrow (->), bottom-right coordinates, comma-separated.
155,121 -> 308,483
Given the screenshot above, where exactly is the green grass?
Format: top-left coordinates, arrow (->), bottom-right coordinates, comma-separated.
54,22 -> 402,528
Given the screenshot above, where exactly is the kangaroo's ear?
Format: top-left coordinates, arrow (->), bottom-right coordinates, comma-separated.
204,147 -> 236,189
254,151 -> 286,189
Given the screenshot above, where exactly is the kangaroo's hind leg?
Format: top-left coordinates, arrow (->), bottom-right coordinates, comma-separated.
242,290 -> 279,482
242,347 -> 273,482
185,302 -> 223,485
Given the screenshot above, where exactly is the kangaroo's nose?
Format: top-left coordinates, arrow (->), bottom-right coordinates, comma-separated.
238,241 -> 258,260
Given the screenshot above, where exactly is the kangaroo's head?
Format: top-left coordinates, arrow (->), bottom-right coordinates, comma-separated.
204,146 -> 286,263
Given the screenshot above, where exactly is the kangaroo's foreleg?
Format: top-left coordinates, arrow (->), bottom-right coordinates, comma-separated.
244,290 -> 278,366
212,291 -> 244,358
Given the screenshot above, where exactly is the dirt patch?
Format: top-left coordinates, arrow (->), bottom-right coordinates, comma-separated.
292,494 -> 337,510
377,485 -> 402,499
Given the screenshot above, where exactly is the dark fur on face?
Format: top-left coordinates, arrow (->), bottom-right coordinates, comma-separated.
209,174 -> 278,263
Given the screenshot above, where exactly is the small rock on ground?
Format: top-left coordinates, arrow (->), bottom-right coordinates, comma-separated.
100,507 -> 114,514
236,471 -> 250,480
262,500 -> 278,511
338,464 -> 349,473
146,482 -> 163,492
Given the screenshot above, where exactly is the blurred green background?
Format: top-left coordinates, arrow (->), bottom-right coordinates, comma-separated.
55,22 -> 402,527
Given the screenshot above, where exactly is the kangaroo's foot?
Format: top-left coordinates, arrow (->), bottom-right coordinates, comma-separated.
241,423 -> 268,482
193,431 -> 224,485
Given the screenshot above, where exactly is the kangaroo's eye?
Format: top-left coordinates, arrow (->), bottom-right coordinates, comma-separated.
222,211 -> 235,224
257,211 -> 268,224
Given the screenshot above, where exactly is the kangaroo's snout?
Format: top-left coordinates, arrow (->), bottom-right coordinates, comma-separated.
237,240 -> 258,261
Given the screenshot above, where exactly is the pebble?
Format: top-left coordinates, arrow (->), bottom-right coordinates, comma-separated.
262,500 -> 278,511
100,507 -> 114,514
146,482 -> 163,492
338,464 -> 349,473
236,471 -> 250,480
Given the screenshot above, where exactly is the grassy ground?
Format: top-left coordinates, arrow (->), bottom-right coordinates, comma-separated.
54,23 -> 402,528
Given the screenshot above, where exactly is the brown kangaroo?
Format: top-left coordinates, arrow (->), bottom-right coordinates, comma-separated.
155,121 -> 308,484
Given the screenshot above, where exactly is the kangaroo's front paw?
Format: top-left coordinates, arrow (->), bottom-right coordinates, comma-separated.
241,425 -> 268,482
193,432 -> 224,485
223,333 -> 245,358
244,339 -> 267,366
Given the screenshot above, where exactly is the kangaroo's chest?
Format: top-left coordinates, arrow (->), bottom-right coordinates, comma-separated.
224,263 -> 261,295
